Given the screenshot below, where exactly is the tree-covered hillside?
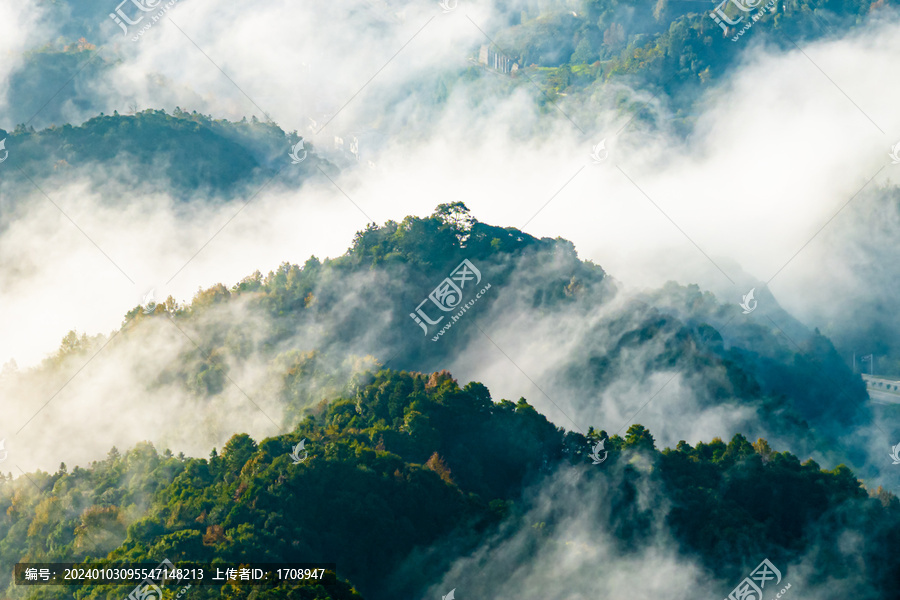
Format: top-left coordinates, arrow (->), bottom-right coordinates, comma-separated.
0,110 -> 322,211
3,203 -> 872,475
9,0 -> 898,137
487,0 -> 900,121
3,370 -> 899,599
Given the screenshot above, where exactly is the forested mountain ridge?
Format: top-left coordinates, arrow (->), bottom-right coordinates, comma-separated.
487,0 -> 900,121
0,110 -> 321,211
3,203 -> 871,476
2,370 -> 899,599
139,203 -> 874,442
9,0 -> 898,136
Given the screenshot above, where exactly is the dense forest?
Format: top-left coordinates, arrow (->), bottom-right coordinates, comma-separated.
0,110 -> 321,209
494,0 -> 897,99
3,369 -> 900,599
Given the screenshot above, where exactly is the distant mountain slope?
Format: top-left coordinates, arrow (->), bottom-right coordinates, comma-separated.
0,110 -> 323,209
9,0 -> 897,139
491,0 -> 899,120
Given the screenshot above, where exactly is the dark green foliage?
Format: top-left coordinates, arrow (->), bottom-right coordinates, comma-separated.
3,372 -> 900,599
0,110 -> 323,208
478,0 -> 898,121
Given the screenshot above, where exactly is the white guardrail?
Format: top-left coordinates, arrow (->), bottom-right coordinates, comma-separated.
862,374 -> 900,404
